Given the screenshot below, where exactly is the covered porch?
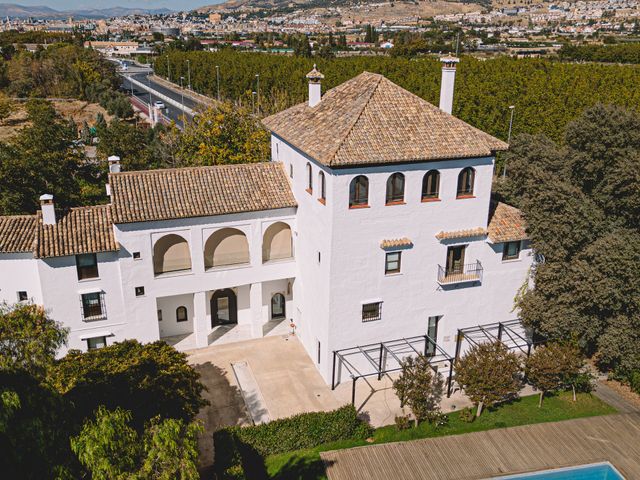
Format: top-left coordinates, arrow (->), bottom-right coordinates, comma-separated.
157,277 -> 294,350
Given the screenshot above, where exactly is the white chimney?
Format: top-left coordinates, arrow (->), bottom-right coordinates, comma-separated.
306,64 -> 324,108
39,194 -> 56,225
108,155 -> 121,173
439,56 -> 459,115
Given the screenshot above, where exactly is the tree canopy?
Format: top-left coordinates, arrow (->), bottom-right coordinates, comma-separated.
500,104 -> 640,378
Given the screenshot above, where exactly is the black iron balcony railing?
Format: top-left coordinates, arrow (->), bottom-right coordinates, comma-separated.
437,260 -> 483,285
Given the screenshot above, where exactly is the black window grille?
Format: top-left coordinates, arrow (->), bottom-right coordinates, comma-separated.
80,292 -> 106,321
362,302 -> 382,322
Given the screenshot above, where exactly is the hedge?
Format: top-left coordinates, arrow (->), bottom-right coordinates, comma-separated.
213,404 -> 372,479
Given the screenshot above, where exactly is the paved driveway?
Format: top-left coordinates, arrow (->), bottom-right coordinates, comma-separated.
187,334 -> 342,471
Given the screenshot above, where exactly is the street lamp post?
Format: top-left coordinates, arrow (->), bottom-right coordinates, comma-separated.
147,74 -> 154,126
503,105 -> 516,178
166,55 -> 170,82
215,65 -> 220,101
187,59 -> 191,90
252,91 -> 256,114
180,76 -> 185,121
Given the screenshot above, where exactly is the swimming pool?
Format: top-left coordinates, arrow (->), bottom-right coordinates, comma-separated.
490,463 -> 625,479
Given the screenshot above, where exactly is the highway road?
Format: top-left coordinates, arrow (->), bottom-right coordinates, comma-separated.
118,63 -> 206,129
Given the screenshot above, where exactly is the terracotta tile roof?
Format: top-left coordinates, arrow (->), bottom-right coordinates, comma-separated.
380,237 -> 413,249
109,162 -> 297,224
0,215 -> 37,253
487,202 -> 528,243
36,205 -> 118,258
435,227 -> 487,241
263,72 -> 508,167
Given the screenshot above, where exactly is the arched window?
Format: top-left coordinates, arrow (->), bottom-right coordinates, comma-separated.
306,163 -> 313,194
457,167 -> 475,197
422,170 -> 440,201
349,175 -> 369,208
204,228 -> 250,269
386,173 -> 405,204
271,293 -> 286,319
176,306 -> 188,322
263,222 -> 293,262
153,234 -> 191,275
318,171 -> 326,204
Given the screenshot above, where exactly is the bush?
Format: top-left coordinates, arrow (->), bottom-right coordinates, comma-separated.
629,371 -> 640,394
394,414 -> 411,431
458,407 -> 475,423
214,405 -> 372,479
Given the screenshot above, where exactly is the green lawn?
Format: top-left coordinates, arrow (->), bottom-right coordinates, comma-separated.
265,392 -> 616,480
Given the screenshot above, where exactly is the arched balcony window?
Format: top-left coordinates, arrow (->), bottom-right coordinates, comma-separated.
153,234 -> 191,275
204,228 -> 250,269
457,167 -> 475,198
262,222 -> 293,263
349,175 -> 369,208
386,173 -> 405,205
306,163 -> 313,194
318,171 -> 326,204
422,170 -> 440,201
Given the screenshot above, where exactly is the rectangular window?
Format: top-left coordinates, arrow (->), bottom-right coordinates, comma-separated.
362,302 -> 382,323
87,336 -> 106,350
426,316 -> 441,356
133,252 -> 141,260
81,292 -> 105,320
76,253 -> 99,280
502,241 -> 521,261
446,245 -> 466,274
385,252 -> 401,275
17,291 -> 28,302
157,310 -> 163,321
316,340 -> 321,364
135,286 -> 145,297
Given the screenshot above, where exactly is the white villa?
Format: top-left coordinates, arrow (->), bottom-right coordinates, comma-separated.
0,59 -> 532,385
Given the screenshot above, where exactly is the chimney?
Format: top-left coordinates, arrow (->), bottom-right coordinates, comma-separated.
108,155 -> 121,173
306,64 -> 324,108
39,194 -> 56,225
439,56 -> 459,115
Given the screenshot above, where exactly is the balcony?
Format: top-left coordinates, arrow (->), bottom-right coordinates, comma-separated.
437,261 -> 483,285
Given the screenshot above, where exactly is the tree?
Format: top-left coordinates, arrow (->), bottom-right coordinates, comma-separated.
0,99 -> 100,215
0,92 -> 12,123
71,406 -> 203,480
0,303 -> 68,378
455,341 -> 521,417
176,102 -> 269,166
48,340 -> 208,428
525,342 -> 585,406
393,354 -> 444,425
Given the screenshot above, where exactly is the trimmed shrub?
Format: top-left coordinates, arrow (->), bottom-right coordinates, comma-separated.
214,405 -> 372,479
629,371 -> 640,395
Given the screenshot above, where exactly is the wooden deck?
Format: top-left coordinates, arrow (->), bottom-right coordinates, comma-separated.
321,413 -> 640,479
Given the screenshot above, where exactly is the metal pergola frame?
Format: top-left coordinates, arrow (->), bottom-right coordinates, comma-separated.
331,334 -> 456,406
453,318 -> 543,362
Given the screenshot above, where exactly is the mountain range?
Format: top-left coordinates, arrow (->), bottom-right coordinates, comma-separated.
0,3 -> 173,19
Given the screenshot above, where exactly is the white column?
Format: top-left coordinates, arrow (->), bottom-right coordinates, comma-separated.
249,282 -> 263,338
193,291 -> 209,348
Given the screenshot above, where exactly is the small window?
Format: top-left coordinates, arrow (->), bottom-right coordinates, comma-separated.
386,173 -> 405,204
271,293 -> 286,319
385,252 -> 401,275
349,175 -> 369,208
318,171 -> 326,204
289,163 -> 293,178
176,306 -> 188,322
87,336 -> 106,350
157,310 -> 163,321
362,302 -> 382,322
133,252 -> 141,260
17,291 -> 28,302
135,286 -> 145,297
76,253 -> 98,280
502,241 -> 521,261
318,251 -> 321,264
422,170 -> 440,201
306,163 -> 313,194
316,339 -> 321,364
81,292 -> 105,320
457,167 -> 475,198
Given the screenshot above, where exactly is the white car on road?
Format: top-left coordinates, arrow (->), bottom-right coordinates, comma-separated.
153,101 -> 166,110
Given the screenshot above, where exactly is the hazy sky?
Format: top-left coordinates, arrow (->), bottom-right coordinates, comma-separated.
13,0 -> 224,12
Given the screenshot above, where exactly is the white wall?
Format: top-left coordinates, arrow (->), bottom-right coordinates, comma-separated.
156,293 -> 194,337
0,253 -> 42,305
